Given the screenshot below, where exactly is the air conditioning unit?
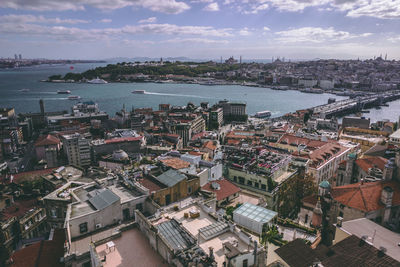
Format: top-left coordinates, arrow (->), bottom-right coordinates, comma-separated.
95,223 -> 102,229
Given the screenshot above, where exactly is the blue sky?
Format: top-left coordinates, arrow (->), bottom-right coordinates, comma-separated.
0,0 -> 399,60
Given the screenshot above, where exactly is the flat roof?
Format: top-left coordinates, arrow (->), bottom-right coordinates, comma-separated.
234,202 -> 277,223
95,227 -> 167,267
339,218 -> 400,262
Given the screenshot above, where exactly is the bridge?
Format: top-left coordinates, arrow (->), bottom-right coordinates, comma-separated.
313,91 -> 400,118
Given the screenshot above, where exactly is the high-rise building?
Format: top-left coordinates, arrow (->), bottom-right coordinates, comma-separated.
61,133 -> 91,167
18,54 -> 22,60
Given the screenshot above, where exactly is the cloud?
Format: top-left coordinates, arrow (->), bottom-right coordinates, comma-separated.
0,14 -> 89,24
162,37 -> 229,44
138,17 -> 157,23
275,27 -> 372,43
122,23 -> 232,37
239,27 -> 251,36
344,0 -> 400,19
203,2 -> 219,11
0,0 -> 190,14
224,0 -> 400,19
263,26 -> 271,31
99,19 -> 112,23
0,21 -> 234,42
388,35 -> 400,43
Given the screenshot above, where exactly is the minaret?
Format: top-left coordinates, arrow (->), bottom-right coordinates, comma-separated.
311,197 -> 323,228
240,55 -> 242,64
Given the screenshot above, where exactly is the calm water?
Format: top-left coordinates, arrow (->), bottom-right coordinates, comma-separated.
0,64 -> 398,122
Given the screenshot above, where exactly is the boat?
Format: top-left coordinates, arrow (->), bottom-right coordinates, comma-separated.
19,88 -> 30,92
68,95 -> 81,100
255,110 -> 272,119
57,90 -> 71,94
132,90 -> 146,94
300,88 -> 324,94
88,77 -> 108,84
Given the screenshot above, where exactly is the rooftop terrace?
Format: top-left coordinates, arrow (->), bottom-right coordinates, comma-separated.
95,228 -> 167,267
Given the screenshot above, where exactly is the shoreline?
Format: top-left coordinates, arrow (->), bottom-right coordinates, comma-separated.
41,78 -> 382,97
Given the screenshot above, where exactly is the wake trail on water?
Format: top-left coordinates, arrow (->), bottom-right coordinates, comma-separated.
145,92 -> 212,99
4,97 -> 69,101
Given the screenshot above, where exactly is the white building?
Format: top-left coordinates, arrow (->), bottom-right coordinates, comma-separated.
233,202 -> 277,234
389,129 -> 400,145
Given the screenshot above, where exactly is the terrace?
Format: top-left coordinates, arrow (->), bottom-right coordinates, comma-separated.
95,228 -> 167,267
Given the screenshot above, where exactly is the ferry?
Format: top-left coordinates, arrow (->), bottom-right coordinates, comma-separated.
68,95 -> 81,100
300,88 -> 323,94
255,110 -> 272,118
132,90 -> 146,94
88,77 -> 108,84
57,90 -> 71,94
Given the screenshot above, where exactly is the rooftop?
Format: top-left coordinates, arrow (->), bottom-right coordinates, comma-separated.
201,179 -> 241,201
95,227 -> 167,267
233,202 -> 277,223
160,157 -> 190,170
87,188 -> 120,211
157,219 -> 196,251
154,169 -> 187,187
10,229 -> 65,267
338,218 -> 400,262
331,180 -> 400,212
34,134 -> 60,147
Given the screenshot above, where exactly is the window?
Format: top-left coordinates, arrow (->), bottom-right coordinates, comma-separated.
79,222 -> 88,234
238,177 -> 245,184
261,184 -> 267,191
188,186 -> 192,194
135,203 -> 143,211
305,214 -> 309,224
254,182 -> 259,188
233,176 -> 237,182
50,209 -> 57,218
242,259 -> 248,267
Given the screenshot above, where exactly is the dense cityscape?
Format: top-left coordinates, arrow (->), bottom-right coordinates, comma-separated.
1,55 -> 400,266
47,56 -> 400,95
2,0 -> 400,265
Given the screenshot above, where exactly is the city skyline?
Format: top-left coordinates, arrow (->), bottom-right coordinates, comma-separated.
0,0 -> 400,60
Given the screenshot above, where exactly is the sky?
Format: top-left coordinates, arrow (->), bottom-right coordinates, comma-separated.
0,0 -> 400,60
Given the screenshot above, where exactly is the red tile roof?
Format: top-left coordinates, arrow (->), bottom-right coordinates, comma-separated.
137,177 -> 164,193
34,134 -> 60,147
331,181 -> 400,212
203,141 -> 217,151
160,157 -> 190,169
104,136 -> 143,144
202,179 -> 241,201
1,198 -> 39,220
10,229 -> 65,267
356,157 -> 388,173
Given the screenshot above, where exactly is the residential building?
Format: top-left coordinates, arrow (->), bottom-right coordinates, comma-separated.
62,133 -> 91,168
